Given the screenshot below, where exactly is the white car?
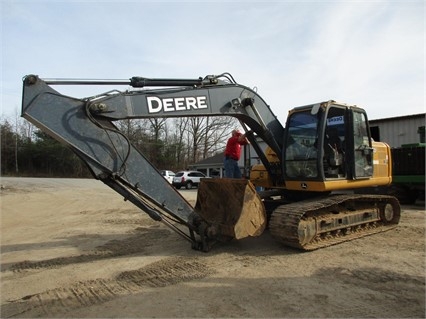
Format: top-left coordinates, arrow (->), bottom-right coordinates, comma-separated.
161,170 -> 176,184
172,171 -> 209,189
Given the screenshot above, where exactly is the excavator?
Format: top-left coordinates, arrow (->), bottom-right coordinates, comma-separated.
21,73 -> 400,251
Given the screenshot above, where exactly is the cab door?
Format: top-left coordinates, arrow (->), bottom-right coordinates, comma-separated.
349,110 -> 374,179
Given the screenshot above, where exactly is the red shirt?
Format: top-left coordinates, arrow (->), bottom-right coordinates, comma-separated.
225,136 -> 248,160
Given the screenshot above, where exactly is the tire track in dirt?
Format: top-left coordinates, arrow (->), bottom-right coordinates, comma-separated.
7,227 -> 172,272
117,257 -> 214,287
3,257 -> 214,318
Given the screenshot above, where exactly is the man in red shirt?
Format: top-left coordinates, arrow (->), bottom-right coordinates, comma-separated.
224,129 -> 249,178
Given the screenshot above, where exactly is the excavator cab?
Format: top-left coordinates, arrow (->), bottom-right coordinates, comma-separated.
282,101 -> 388,193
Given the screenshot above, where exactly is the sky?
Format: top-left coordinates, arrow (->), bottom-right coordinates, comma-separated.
1,0 -> 425,124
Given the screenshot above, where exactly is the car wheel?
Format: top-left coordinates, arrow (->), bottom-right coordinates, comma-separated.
175,185 -> 181,189
185,181 -> 193,189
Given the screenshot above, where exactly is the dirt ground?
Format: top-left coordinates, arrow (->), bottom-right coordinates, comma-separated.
1,177 -> 425,318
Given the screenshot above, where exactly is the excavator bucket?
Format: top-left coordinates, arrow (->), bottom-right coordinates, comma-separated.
194,178 -> 266,241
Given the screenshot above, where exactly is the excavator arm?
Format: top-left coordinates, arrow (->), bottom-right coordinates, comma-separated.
21,73 -> 284,251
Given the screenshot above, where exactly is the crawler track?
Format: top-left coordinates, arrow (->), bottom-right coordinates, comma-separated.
269,194 -> 400,250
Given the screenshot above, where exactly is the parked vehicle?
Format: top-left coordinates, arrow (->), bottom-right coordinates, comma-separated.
391,144 -> 425,203
172,171 -> 208,189
161,170 -> 176,184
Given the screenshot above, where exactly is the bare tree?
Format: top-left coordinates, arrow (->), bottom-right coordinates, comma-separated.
148,118 -> 166,141
186,116 -> 238,163
19,118 -> 35,141
111,115 -> 239,170
172,117 -> 190,168
203,116 -> 238,156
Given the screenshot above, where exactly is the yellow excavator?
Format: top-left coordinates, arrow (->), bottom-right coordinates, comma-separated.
21,73 -> 400,251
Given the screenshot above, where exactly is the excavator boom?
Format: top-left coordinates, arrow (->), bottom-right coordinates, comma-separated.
21,74 -> 280,251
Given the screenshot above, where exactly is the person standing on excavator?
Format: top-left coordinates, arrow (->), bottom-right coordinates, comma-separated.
224,129 -> 249,178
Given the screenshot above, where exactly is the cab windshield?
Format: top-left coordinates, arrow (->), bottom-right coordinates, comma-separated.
285,111 -> 318,178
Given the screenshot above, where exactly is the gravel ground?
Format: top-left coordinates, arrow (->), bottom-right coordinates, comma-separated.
1,177 -> 425,318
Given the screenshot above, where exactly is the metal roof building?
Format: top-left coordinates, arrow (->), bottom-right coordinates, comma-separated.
369,113 -> 425,147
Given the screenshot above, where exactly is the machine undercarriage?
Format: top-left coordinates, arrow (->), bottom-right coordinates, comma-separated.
269,194 -> 400,250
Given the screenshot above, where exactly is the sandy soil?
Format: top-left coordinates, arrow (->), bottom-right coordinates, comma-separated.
0,177 -> 425,318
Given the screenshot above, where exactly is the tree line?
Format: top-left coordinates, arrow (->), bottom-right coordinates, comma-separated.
1,114 -> 238,177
